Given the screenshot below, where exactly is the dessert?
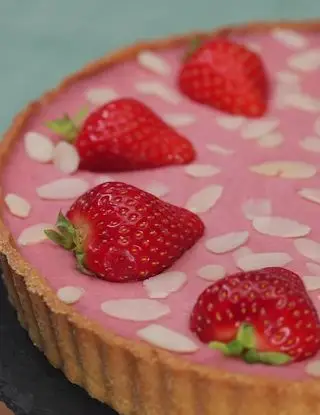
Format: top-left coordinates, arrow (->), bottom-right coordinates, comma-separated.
1,20 -> 320,415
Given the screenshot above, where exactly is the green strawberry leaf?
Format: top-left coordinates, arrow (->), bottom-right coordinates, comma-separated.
256,351 -> 292,366
183,36 -> 203,61
44,229 -> 74,250
243,349 -> 261,364
46,114 -> 78,143
237,323 -> 256,349
209,340 -> 244,357
75,251 -> 94,276
72,105 -> 90,127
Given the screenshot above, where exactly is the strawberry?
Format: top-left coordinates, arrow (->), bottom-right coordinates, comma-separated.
178,37 -> 269,117
190,267 -> 320,365
45,182 -> 204,282
46,98 -> 195,172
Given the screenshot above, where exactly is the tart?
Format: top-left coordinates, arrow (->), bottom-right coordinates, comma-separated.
1,19 -> 320,415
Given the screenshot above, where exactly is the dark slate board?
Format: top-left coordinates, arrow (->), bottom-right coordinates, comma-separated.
0,273 -> 118,415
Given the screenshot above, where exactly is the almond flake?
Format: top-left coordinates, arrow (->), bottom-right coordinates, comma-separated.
57,286 -> 85,304
36,178 -> 89,200
276,71 -> 300,84
24,132 -> 54,163
272,29 -> 307,49
53,142 -> 80,174
137,51 -> 171,75
282,93 -> 320,112
300,137 -> 320,153
143,271 -> 187,299
241,119 -> 279,140
246,42 -> 261,53
298,188 -> 320,205
100,299 -> 170,321
206,143 -> 234,155
288,49 -> 320,72
164,113 -> 196,127
4,194 -> 31,218
93,175 -> 115,186
137,324 -> 198,353
242,199 -> 272,221
197,264 -> 226,281
232,246 -> 253,262
302,276 -> 320,292
185,164 -> 220,178
18,223 -> 53,246
250,161 -> 317,179
135,81 -> 181,104
237,252 -> 292,271
315,117 -> 320,136
185,185 -> 223,214
252,216 -> 310,238
206,231 -> 249,254
305,360 -> 320,377
144,181 -> 169,198
258,132 -> 284,148
294,238 -> 320,263
86,88 -> 118,105
216,116 -> 244,130
306,263 -> 320,276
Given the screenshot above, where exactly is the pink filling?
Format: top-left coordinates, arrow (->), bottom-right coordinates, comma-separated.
2,31 -> 320,381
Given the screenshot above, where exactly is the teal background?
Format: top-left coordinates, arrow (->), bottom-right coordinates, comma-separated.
1,0 -> 319,132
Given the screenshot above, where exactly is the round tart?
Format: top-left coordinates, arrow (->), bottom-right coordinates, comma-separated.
1,20 -> 320,415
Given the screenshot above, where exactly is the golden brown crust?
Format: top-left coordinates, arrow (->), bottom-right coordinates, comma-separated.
1,19 -> 320,415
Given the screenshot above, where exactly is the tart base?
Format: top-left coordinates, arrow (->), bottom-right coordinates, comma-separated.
1,19 -> 320,415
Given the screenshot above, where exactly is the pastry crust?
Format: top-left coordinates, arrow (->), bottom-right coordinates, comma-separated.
1,19 -> 320,415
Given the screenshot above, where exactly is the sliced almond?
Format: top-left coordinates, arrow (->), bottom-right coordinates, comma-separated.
258,132 -> 284,148
276,70 -> 300,84
57,286 -> 85,304
288,49 -> 320,72
24,132 -> 54,163
302,276 -> 320,292
245,42 -> 261,53
86,88 -> 118,105
100,299 -> 170,321
4,194 -> 31,218
294,238 -> 320,263
305,360 -> 320,377
93,175 -> 115,186
300,137 -> 320,153
272,29 -> 307,49
232,246 -> 253,262
36,178 -> 89,200
143,271 -> 187,299
137,51 -> 171,75
164,113 -> 196,127
53,142 -> 80,174
306,263 -> 320,276
298,188 -> 320,205
206,143 -> 234,155
185,185 -> 223,214
315,117 -> 320,136
249,161 -> 317,179
185,164 -> 220,178
197,264 -> 226,281
135,81 -> 181,104
206,231 -> 249,254
137,324 -> 198,353
252,216 -> 310,238
282,93 -> 320,113
242,199 -> 272,221
216,116 -> 244,130
144,181 -> 169,198
241,119 -> 279,140
18,223 -> 53,246
237,252 -> 292,271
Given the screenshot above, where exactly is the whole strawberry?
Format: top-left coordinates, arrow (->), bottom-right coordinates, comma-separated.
190,267 -> 320,365
45,182 -> 204,282
178,38 -> 269,117
46,98 -> 195,172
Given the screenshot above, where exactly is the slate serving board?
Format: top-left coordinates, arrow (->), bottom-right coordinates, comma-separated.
0,273 -> 118,415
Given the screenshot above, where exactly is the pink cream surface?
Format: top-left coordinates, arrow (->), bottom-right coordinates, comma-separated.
2,32 -> 320,381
